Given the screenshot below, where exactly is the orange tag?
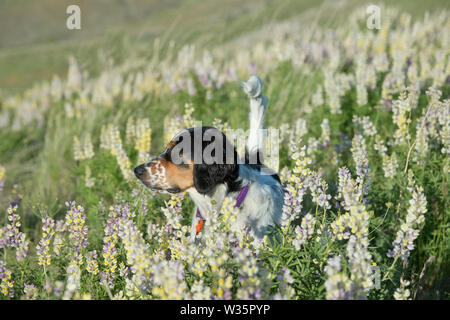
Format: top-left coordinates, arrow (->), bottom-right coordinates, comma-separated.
195,220 -> 204,235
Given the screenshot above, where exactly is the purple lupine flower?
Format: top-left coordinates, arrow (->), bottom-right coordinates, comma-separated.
6,205 -> 21,247
37,215 -> 55,266
65,201 -> 88,249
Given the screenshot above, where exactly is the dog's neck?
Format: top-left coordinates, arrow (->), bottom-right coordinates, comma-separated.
186,184 -> 229,219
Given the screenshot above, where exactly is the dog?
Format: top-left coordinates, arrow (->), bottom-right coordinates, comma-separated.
134,75 -> 284,241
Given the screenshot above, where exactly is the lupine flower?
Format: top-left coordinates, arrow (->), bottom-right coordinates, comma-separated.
351,135 -> 370,199
126,116 -> 136,143
0,165 -> 5,195
65,201 -> 88,250
392,87 -> 419,145
86,251 -> 99,275
311,86 -> 324,107
331,203 -> 370,241
162,194 -> 184,232
53,220 -> 66,257
39,281 -> 49,296
328,206 -> 373,299
345,234 -> 374,298
273,267 -> 295,299
307,137 -> 320,156
83,134 -> 95,159
3,202 -> 29,261
126,117 -> 152,163
288,119 -> 308,144
353,116 -> 377,137
85,165 -> 95,188
324,71 -> 342,114
134,118 -> 152,163
324,256 -> 351,300
119,262 -> 129,278
189,280 -> 213,299
6,204 -> 22,247
23,283 -> 38,299
65,201 -> 88,268
110,125 -> 133,181
382,153 -> 398,179
100,124 -> 133,180
100,125 -> 111,150
118,217 -> 152,296
414,87 -> 448,161
320,119 -> 331,147
73,136 -> 83,161
183,103 -> 196,128
152,260 -> 187,299
336,167 -> 359,210
0,260 -> 14,297
292,213 -> 316,249
373,135 -> 388,155
330,164 -> 374,299
53,281 -> 64,298
387,186 -> 427,260
67,56 -> 84,90
163,115 -> 183,145
63,262 -> 81,300
101,206 -> 120,287
15,233 -> 29,262
0,226 -> 7,249
37,215 -> 55,266
393,279 -> 411,300
234,246 -> 272,300
308,172 -> 332,210
373,52 -> 389,73
281,143 -> 311,228
355,55 -> 368,106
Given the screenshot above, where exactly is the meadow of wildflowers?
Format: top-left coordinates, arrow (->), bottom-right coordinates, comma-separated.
0,3 -> 449,300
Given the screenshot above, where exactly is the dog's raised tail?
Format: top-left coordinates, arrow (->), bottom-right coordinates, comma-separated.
241,75 -> 268,165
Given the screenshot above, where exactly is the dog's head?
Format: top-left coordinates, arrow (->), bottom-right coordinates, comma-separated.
134,127 -> 240,195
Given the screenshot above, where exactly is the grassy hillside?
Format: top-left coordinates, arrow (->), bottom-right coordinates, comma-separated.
1,0 -> 449,92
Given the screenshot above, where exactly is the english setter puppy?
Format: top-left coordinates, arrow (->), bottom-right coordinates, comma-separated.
134,75 -> 284,241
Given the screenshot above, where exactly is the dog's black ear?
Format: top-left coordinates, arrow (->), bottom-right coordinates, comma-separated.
193,164 -> 216,194
193,163 -> 238,195
191,127 -> 241,195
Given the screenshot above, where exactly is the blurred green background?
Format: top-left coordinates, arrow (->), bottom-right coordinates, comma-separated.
1,0 -> 449,94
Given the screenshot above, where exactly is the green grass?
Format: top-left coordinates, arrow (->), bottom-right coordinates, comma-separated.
1,0 -> 449,93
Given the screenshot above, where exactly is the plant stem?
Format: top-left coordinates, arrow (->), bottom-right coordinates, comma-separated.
322,207 -> 326,226
382,256 -> 399,282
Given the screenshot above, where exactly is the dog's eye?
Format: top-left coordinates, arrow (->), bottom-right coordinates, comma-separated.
163,150 -> 172,162
165,147 -> 190,169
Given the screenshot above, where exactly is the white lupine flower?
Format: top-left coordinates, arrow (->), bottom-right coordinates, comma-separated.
393,279 -> 411,300
292,214 -> 316,249
63,262 -> 81,300
388,186 -> 427,260
382,153 -> 398,179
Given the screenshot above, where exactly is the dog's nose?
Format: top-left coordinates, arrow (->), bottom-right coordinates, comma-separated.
134,165 -> 146,177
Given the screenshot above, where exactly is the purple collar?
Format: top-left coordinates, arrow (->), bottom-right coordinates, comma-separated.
196,185 -> 249,220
